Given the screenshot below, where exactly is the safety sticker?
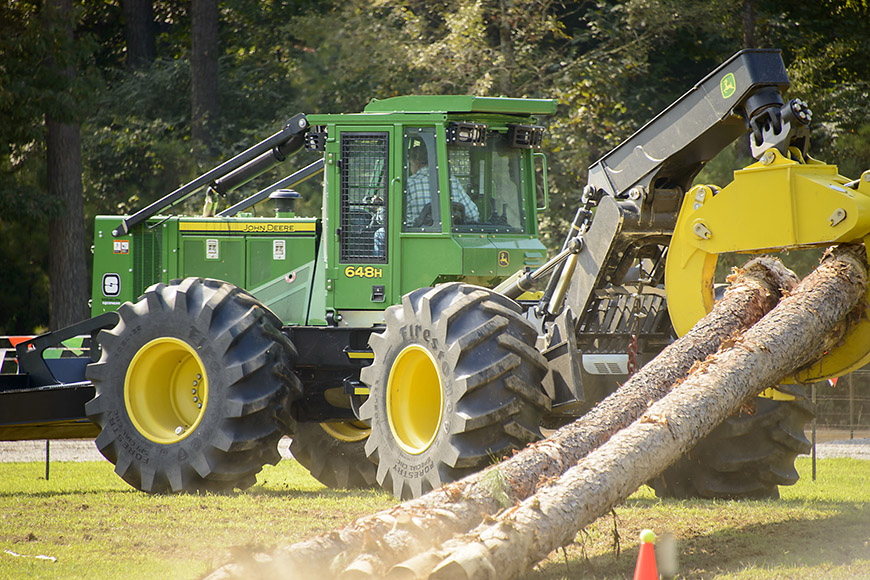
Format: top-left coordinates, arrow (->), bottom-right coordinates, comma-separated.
102,273 -> 121,297
273,239 -> 286,260
206,239 -> 219,260
113,240 -> 130,254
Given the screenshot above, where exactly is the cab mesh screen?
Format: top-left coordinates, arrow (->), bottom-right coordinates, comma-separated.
339,133 -> 389,262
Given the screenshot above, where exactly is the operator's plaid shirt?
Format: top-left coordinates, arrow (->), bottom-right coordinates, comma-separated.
376,165 -> 481,256
404,166 -> 480,223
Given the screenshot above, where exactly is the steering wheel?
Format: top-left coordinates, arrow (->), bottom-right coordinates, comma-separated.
412,203 -> 434,227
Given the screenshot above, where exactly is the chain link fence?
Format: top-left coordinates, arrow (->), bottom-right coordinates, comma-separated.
810,364 -> 870,440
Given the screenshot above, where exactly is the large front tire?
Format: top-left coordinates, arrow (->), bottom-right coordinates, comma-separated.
86,278 -> 299,493
359,283 -> 550,500
651,389 -> 814,499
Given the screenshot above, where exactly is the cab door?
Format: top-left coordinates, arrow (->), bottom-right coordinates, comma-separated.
327,127 -> 397,311
397,126 -> 459,293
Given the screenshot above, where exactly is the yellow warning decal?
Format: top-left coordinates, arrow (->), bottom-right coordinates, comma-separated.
179,221 -> 316,234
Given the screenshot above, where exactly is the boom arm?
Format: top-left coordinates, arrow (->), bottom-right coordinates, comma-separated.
587,49 -> 789,199
546,50 -> 793,326
535,49 -> 870,400
112,114 -> 310,237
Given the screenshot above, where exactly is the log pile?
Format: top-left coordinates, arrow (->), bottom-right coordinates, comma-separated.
206,245 -> 867,580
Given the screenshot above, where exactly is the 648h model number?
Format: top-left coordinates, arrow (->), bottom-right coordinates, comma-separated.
344,266 -> 383,278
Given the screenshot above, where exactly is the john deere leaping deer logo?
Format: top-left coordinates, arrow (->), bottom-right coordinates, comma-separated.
720,73 -> 737,99
498,250 -> 510,267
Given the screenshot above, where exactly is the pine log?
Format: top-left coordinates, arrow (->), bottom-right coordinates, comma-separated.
204,257 -> 797,580
391,245 -> 868,580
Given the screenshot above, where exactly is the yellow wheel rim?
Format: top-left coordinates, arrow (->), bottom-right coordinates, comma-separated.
386,345 -> 443,455
320,421 -> 371,443
125,337 -> 208,444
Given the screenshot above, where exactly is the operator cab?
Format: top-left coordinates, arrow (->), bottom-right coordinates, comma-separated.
306,95 -> 556,316
400,127 -> 527,235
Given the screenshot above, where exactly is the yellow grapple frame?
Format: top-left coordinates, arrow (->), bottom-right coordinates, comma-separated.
667,153 -> 870,383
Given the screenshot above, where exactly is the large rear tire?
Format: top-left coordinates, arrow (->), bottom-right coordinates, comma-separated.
86,278 -> 299,493
359,283 -> 551,499
289,421 -> 377,489
651,389 -> 814,499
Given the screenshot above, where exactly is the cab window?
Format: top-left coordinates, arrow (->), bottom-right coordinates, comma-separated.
402,127 -> 441,233
447,131 -> 527,233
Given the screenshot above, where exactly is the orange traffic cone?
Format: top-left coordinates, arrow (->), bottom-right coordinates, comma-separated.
633,529 -> 658,580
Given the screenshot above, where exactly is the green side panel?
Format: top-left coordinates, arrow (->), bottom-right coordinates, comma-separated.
92,215 -> 322,320
247,263 -> 313,324
332,263 -> 390,308
247,236 -> 317,325
363,95 -> 557,115
492,238 -> 548,276
304,241 -> 328,326
181,236 -> 245,287
399,237 -> 462,293
160,219 -> 180,282
454,235 -> 548,280
133,224 -> 163,290
398,235 -> 547,293
247,236 -> 306,286
456,236 -> 493,277
91,217 -> 137,315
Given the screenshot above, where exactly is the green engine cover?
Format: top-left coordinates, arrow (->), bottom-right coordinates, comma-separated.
92,216 -> 325,325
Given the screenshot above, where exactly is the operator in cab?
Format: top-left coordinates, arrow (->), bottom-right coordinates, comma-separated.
374,140 -> 479,255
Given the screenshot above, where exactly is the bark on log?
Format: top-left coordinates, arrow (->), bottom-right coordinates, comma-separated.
391,245 -> 868,580
204,257 -> 797,580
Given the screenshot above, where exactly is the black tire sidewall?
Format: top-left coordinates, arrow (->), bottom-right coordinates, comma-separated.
87,278 -> 296,493
652,391 -> 814,499
94,302 -> 233,477
288,422 -> 377,489
361,283 -> 550,498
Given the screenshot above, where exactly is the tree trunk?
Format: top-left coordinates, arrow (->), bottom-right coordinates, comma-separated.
44,0 -> 89,331
390,245 -> 868,580
495,0 -> 516,96
743,0 -> 757,48
203,257 -> 799,580
122,0 -> 156,69
191,0 -> 219,157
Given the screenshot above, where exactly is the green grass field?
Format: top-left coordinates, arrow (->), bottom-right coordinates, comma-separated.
0,457 -> 867,579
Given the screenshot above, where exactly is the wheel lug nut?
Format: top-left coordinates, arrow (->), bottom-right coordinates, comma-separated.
193,380 -> 198,387
175,426 -> 184,435
193,396 -> 199,403
197,403 -> 202,409
192,388 -> 197,395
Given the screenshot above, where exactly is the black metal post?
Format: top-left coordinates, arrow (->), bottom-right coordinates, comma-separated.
811,383 -> 817,481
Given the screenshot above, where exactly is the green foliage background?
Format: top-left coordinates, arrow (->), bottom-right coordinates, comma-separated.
1,0 -> 868,332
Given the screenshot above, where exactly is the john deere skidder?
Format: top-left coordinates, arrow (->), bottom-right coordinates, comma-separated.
2,49 -> 869,499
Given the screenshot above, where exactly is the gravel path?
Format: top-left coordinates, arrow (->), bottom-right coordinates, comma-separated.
0,437 -> 295,463
0,437 -> 867,462
812,438 -> 870,460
